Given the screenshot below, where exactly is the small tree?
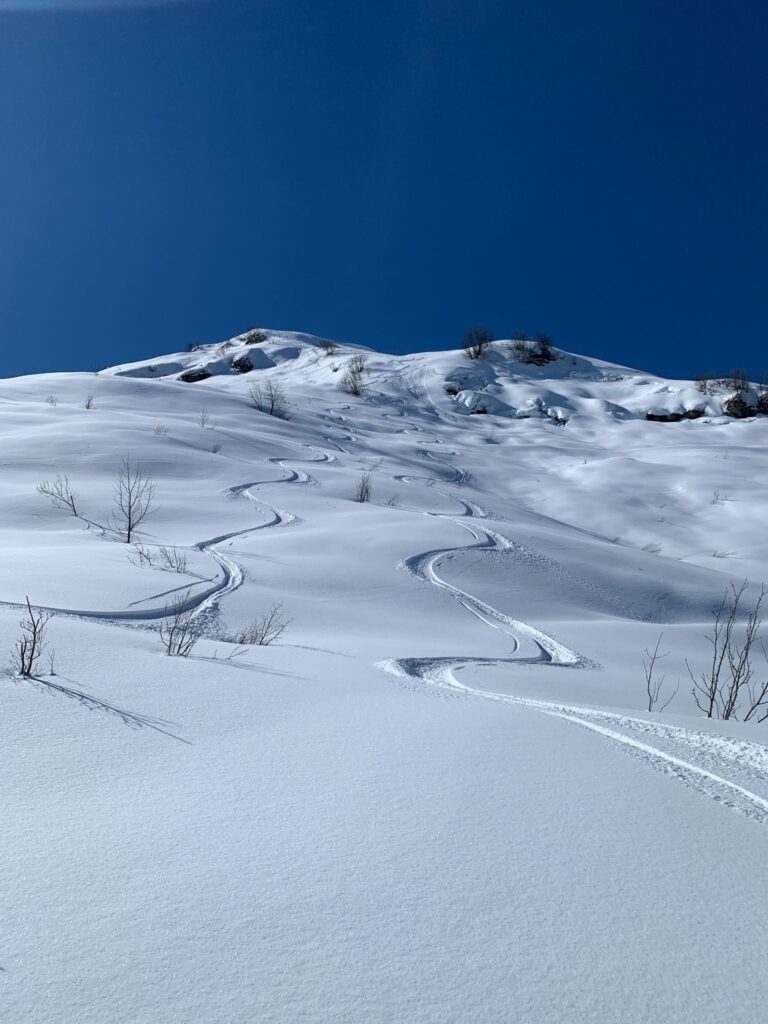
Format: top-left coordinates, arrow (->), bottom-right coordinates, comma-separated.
463,326 -> 493,360
687,581 -> 768,721
159,592 -> 201,656
112,456 -> 156,543
642,633 -> 678,711
37,474 -> 79,516
11,597 -> 52,678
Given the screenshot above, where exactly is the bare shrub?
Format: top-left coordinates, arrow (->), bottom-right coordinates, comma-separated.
199,409 -> 210,428
37,474 -> 79,516
687,581 -> 768,722
354,473 -> 372,502
385,494 -> 401,507
512,330 -> 528,342
532,332 -> 555,364
319,338 -> 337,356
242,327 -> 268,345
513,332 -> 556,365
642,633 -> 678,711
249,380 -> 288,418
340,354 -> 367,395
84,394 -> 95,410
112,456 -> 156,543
46,394 -> 57,406
212,441 -> 223,453
11,597 -> 52,678
723,368 -> 749,393
154,424 -> 169,436
130,544 -> 189,574
159,592 -> 201,656
235,602 -> 291,646
463,326 -> 493,360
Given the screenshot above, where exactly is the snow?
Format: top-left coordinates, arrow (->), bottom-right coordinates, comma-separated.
1,330 -> 767,1022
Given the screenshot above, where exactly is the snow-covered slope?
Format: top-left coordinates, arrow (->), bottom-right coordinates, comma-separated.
2,329 -> 767,1023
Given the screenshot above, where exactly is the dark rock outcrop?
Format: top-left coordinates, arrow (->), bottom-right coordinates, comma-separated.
179,368 -> 212,383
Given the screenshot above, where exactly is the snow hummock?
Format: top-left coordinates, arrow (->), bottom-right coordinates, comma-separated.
1,329 -> 767,1023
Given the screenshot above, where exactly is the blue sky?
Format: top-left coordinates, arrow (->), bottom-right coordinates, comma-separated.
1,0 -> 766,378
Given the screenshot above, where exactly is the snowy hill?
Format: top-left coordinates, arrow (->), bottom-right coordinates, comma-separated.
2,328 -> 768,1023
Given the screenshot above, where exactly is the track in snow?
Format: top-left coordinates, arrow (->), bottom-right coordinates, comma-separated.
381,457 -> 768,825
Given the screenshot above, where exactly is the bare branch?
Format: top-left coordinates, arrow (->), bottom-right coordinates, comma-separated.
37,474 -> 79,516
235,603 -> 291,646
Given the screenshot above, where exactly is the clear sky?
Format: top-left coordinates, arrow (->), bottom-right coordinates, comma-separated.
1,0 -> 766,379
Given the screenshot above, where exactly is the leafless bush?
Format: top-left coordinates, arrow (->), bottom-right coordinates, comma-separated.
513,332 -> 556,365
385,494 -> 401,507
11,597 -> 53,678
642,634 -> 678,711
248,380 -> 288,418
512,329 -> 528,342
37,474 -> 79,516
532,332 -> 555,364
694,373 -> 713,395
642,542 -> 661,554
130,543 -> 190,574
242,327 -> 268,345
46,394 -> 57,406
340,354 -> 367,395
159,592 -> 201,656
84,394 -> 95,410
463,326 -> 493,359
154,424 -> 169,435
687,581 -> 768,722
354,473 -> 372,502
112,456 -> 156,543
199,409 -> 210,428
212,441 -> 223,453
723,368 -> 749,393
235,602 -> 291,646
319,338 -> 337,355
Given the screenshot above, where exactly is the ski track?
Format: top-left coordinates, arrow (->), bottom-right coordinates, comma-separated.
0,448 -> 332,637
7,392 -> 768,822
382,451 -> 768,826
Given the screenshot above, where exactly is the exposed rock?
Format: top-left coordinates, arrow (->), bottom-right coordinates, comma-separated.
645,411 -> 684,422
231,354 -> 253,374
179,368 -> 212,383
723,395 -> 756,419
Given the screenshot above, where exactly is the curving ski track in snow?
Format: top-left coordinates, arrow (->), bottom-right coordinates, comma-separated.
0,448 -> 331,631
381,459 -> 768,825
